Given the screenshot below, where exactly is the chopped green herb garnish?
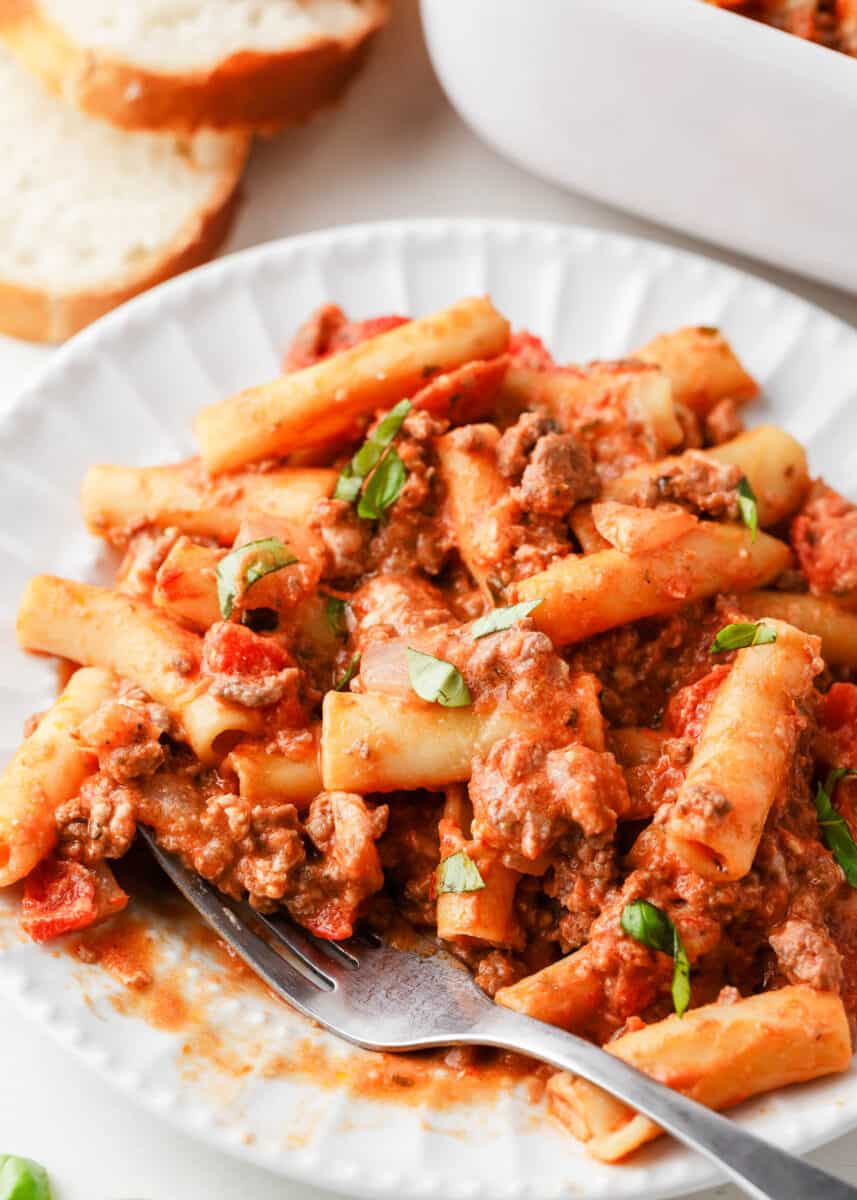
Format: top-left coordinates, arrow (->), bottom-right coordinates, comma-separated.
333,468 -> 362,504
334,399 -> 411,510
216,537 -> 298,620
406,648 -> 471,708
357,446 -> 407,520
0,1155 -> 52,1200
621,899 -> 691,1018
470,599 -> 542,640
334,653 -> 361,692
815,768 -> 857,887
710,621 -> 777,654
436,850 -> 485,895
324,595 -> 348,638
737,477 -> 758,543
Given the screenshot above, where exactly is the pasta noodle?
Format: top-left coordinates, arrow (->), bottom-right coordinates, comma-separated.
0,667 -> 116,886
741,590 -> 857,668
16,576 -> 261,763
5,294 -> 856,1158
226,730 -> 322,809
514,525 -> 791,645
195,297 -> 510,472
82,460 -> 335,544
604,425 -> 809,528
665,618 -> 822,880
634,325 -> 758,414
435,787 -> 520,946
547,986 -> 850,1162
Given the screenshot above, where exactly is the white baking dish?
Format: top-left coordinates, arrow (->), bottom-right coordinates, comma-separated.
421,0 -> 857,294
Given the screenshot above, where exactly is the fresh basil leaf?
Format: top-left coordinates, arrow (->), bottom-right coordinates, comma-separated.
736,477 -> 758,543
815,768 -> 857,887
436,850 -> 485,895
710,621 -> 777,654
324,595 -> 348,638
671,941 -> 692,1019
621,899 -> 691,1018
334,653 -> 361,692
334,466 -> 362,504
357,447 -> 407,521
407,647 -> 471,708
470,599 -> 542,640
0,1155 -> 52,1200
371,398 -> 412,447
334,399 -> 412,504
216,537 -> 298,620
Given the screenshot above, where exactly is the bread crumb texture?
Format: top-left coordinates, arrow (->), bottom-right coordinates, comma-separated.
40,0 -> 376,71
0,52 -> 244,291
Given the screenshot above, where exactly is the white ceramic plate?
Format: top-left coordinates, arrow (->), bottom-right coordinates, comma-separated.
1,220 -> 857,1200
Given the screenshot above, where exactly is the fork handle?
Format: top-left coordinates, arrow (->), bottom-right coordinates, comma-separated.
470,1005 -> 857,1200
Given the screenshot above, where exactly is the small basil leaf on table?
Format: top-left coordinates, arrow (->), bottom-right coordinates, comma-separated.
0,1155 -> 52,1200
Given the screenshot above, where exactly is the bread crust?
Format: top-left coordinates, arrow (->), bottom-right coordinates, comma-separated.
0,1 -> 389,132
0,133 -> 248,343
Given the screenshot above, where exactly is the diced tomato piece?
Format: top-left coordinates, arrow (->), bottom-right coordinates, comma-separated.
301,902 -> 355,942
817,683 -> 857,769
202,621 -> 293,677
91,862 -> 130,922
411,356 -> 508,423
21,859 -> 99,943
663,665 -> 731,740
822,683 -> 857,733
283,308 -> 410,372
508,330 -> 556,371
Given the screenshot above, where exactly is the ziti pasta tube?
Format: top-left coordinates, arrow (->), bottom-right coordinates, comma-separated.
195,297 -> 510,473
665,618 -> 822,881
547,986 -> 850,1162
604,425 -> 808,529
502,361 -> 683,458
514,525 -> 791,645
741,591 -> 857,668
436,423 -> 509,599
226,730 -> 322,809
16,577 -> 262,763
495,943 -> 603,1033
634,325 -> 758,415
435,787 -> 520,947
321,671 -> 605,793
0,667 -> 116,886
82,460 -> 335,545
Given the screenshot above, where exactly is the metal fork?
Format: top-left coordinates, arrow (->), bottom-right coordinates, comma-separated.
140,830 -> 857,1200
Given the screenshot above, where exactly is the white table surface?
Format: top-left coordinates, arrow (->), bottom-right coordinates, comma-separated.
2,3 -> 857,1197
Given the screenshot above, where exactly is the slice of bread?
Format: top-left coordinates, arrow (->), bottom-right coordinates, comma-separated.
0,52 -> 249,343
0,0 -> 390,132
